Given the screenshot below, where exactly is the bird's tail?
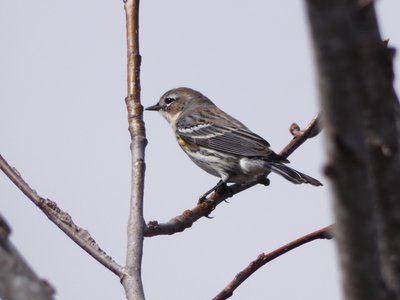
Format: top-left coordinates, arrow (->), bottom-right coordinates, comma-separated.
269,162 -> 322,186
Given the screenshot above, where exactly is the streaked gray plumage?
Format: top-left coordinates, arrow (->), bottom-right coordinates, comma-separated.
146,87 -> 322,198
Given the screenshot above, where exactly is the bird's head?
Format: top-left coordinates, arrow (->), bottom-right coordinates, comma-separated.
146,87 -> 212,127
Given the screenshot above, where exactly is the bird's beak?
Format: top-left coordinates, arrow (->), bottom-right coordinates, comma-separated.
145,103 -> 162,111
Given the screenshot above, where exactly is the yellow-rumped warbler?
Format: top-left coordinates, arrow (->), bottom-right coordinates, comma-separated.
146,87 -> 322,200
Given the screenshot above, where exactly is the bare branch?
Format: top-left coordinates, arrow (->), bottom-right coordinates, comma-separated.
145,113 -> 322,237
144,180 -> 257,237
213,225 -> 334,300
122,0 -> 146,299
0,215 -> 55,300
0,155 -> 124,278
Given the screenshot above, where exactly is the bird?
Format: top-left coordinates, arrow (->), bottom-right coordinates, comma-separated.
146,87 -> 322,201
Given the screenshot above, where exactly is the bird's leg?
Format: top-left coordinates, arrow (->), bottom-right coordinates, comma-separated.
198,180 -> 227,204
258,177 -> 270,186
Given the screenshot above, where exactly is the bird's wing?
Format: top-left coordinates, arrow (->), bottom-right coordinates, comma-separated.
176,114 -> 279,158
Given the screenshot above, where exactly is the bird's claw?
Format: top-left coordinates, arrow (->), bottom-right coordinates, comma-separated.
259,177 -> 270,186
198,195 -> 207,205
197,198 -> 216,219
216,183 -> 234,199
225,186 -> 234,198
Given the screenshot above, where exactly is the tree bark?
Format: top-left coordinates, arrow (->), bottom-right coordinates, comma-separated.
0,215 -> 55,300
304,1 -> 399,299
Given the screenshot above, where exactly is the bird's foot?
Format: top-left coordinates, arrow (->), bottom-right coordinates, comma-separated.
198,180 -> 226,204
215,182 -> 228,193
218,184 -> 233,200
197,197 -> 216,219
198,195 -> 207,204
258,177 -> 270,186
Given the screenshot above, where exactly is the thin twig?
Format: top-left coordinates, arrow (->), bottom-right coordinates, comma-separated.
122,0 -> 146,299
144,113 -> 322,237
213,225 -> 334,300
280,112 -> 322,158
0,155 -> 124,277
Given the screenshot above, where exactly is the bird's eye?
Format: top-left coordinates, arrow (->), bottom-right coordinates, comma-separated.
165,97 -> 175,105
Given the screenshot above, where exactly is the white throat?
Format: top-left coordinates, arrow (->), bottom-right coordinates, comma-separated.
160,110 -> 182,130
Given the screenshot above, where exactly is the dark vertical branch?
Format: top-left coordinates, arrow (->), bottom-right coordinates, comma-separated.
362,38 -> 400,296
123,0 -> 146,299
305,1 -> 390,299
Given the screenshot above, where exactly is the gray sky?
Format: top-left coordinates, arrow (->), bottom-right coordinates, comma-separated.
1,1 -> 399,299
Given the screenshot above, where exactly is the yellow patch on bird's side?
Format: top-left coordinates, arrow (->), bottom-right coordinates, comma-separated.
177,136 -> 199,151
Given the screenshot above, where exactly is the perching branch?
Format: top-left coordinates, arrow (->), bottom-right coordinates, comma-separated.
145,113 -> 322,237
213,225 -> 334,300
0,155 -> 125,278
122,0 -> 146,299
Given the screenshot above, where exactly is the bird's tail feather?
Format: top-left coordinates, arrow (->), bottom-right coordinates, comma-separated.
270,163 -> 322,186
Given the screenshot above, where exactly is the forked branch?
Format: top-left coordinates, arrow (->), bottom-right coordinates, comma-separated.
0,155 -> 125,278
0,2 -> 147,300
